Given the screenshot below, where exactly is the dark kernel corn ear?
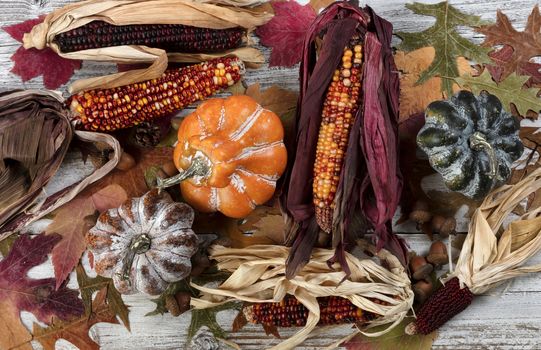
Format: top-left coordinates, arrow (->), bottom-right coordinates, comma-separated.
54,21 -> 244,53
244,295 -> 378,327
313,37 -> 364,233
68,57 -> 244,132
408,277 -> 474,335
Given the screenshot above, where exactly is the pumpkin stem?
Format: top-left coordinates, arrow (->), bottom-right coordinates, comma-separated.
469,132 -> 497,179
155,155 -> 211,192
120,233 -> 152,282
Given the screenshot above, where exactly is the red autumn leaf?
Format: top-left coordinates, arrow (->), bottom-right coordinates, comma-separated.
3,17 -> 82,89
0,233 -> 84,349
46,185 -> 128,290
256,1 -> 316,67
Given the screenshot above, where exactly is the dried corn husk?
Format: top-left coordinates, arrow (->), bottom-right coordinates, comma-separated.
22,0 -> 272,92
191,240 -> 413,350
0,90 -> 120,241
449,166 -> 541,294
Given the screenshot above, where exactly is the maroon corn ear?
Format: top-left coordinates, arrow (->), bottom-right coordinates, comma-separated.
54,21 -> 244,53
406,277 -> 474,335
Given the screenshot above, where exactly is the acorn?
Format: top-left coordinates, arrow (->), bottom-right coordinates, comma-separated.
162,160 -> 178,177
413,279 -> 434,304
409,201 -> 432,228
426,240 -> 449,266
115,151 -> 136,171
165,292 -> 192,317
431,215 -> 456,238
410,255 -> 433,281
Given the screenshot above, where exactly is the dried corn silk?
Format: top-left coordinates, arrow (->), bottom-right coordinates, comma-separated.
22,0 -> 272,92
190,241 -> 413,350
408,166 -> 541,335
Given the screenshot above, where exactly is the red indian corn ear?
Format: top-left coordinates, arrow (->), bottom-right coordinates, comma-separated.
244,295 -> 378,327
313,37 -> 364,233
406,277 -> 474,335
68,57 -> 244,132
54,21 -> 245,54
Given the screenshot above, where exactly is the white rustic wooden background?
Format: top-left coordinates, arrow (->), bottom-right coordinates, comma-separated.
1,0 -> 541,349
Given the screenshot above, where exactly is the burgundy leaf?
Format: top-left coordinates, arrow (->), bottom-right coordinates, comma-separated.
4,17 -> 82,89
3,16 -> 45,42
0,233 -> 84,324
256,1 -> 316,67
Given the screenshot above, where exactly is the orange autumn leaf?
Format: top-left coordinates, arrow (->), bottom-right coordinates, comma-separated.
395,47 -> 473,121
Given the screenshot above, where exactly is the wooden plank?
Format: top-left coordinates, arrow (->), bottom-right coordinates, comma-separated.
1,0 -> 541,349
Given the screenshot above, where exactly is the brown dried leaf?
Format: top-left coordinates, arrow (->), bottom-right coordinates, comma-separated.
520,127 -> 541,149
193,201 -> 284,248
231,309 -> 248,332
245,83 -> 298,118
32,289 -> 119,350
309,0 -> 334,13
46,185 -> 128,289
477,6 -> 541,83
395,47 -> 473,121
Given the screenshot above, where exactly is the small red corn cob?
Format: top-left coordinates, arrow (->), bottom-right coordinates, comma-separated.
312,36 -> 364,233
68,57 -> 244,132
406,277 -> 474,335
54,21 -> 244,53
244,295 -> 378,327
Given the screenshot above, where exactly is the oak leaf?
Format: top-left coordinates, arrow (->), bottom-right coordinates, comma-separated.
46,184 -> 128,289
0,233 -> 83,350
477,6 -> 541,85
454,70 -> 541,118
76,264 -> 130,331
3,17 -> 82,89
32,288 -> 119,350
394,47 -> 473,120
396,1 -> 491,96
256,1 -> 316,67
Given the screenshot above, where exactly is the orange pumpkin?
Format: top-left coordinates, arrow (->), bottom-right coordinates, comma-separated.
161,95 -> 287,218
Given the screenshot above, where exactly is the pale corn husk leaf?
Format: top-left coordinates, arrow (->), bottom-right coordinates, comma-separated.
191,241 -> 413,350
0,90 -> 71,229
450,166 -> 541,295
22,0 -> 272,92
193,0 -> 269,7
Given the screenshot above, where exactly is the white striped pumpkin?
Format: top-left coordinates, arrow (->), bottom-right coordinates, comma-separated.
174,95 -> 287,218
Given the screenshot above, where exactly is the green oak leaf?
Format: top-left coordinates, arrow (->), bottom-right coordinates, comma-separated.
454,70 -> 541,117
396,1 -> 492,96
75,264 -> 131,331
187,303 -> 241,347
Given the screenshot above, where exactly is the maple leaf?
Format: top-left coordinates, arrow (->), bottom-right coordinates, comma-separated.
477,6 -> 541,84
256,1 -> 316,67
0,233 -> 84,350
46,184 -> 128,289
76,264 -> 130,331
454,70 -> 541,118
3,17 -> 82,89
396,1 -> 491,96
394,47 -> 473,120
309,0 -> 334,14
245,83 -> 298,118
32,288 -> 119,350
343,318 -> 437,350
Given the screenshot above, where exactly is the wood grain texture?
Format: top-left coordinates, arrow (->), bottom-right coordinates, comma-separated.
1,0 -> 541,349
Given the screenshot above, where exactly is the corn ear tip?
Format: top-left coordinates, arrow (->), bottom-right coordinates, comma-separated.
243,304 -> 256,323
405,322 -> 418,335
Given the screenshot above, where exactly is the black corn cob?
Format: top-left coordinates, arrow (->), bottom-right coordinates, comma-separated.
244,295 -> 380,327
54,21 -> 244,53
406,277 -> 474,335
